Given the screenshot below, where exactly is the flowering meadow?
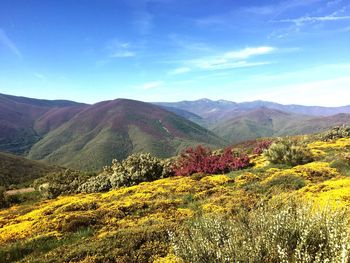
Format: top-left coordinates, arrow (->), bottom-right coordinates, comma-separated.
1,128 -> 350,262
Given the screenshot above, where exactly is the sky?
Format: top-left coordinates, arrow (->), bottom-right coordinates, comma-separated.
0,0 -> 350,106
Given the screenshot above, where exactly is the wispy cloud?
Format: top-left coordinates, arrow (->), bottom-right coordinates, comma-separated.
168,34 -> 212,52
169,46 -> 276,74
223,47 -> 276,60
278,15 -> 350,25
106,40 -> 136,58
195,0 -> 323,28
140,81 -> 163,90
168,67 -> 191,75
0,28 -> 22,58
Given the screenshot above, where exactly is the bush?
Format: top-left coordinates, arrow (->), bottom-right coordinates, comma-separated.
264,174 -> 306,192
173,146 -> 250,176
330,154 -> 350,176
79,154 -> 174,193
253,140 -> 273,155
264,138 -> 314,166
319,125 -> 350,141
34,169 -> 94,199
0,186 -> 7,208
78,173 -> 112,193
170,200 -> 350,263
109,153 -> 166,188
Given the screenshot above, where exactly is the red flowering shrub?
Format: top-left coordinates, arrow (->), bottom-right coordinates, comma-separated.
173,146 -> 250,176
253,140 -> 273,155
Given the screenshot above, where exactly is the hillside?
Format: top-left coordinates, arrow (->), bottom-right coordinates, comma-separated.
0,151 -> 62,187
1,130 -> 350,262
213,108 -> 350,143
0,93 -> 87,154
28,99 -> 226,171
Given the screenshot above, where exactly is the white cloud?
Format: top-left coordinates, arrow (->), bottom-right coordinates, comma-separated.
278,15 -> 350,25
178,46 -> 276,72
224,46 -> 276,60
141,81 -> 163,90
190,60 -> 272,71
0,28 -> 22,58
168,67 -> 191,75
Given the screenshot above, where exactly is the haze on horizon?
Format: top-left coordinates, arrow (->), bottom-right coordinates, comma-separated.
0,0 -> 350,106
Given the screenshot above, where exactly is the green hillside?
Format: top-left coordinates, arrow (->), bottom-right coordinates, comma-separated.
28,99 -> 225,171
0,152 -> 62,187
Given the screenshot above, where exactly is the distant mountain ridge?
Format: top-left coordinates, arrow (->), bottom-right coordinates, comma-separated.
156,99 -> 350,120
1,93 -> 350,171
212,107 -> 350,143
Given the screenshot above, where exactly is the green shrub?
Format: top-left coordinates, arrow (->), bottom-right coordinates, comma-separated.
34,169 -> 94,199
170,200 -> 350,263
330,155 -> 350,177
0,186 -> 7,208
79,154 -> 174,193
319,125 -> 350,141
264,138 -> 314,166
265,174 -> 306,192
78,173 -> 112,193
110,153 -> 168,188
4,191 -> 41,206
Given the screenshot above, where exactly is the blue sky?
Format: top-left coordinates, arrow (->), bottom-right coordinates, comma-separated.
0,0 -> 350,106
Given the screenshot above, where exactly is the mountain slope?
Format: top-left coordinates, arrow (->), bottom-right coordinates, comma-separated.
0,151 -> 62,187
28,99 -> 226,171
0,93 -> 87,154
213,108 -> 350,143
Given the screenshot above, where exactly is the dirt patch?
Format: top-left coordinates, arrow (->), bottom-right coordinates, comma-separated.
5,188 -> 36,196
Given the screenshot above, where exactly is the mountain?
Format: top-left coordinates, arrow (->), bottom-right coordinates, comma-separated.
238,100 -> 350,116
213,108 -> 350,143
0,151 -> 62,187
156,105 -> 206,127
0,93 -> 87,154
28,99 -> 226,171
156,99 -> 350,122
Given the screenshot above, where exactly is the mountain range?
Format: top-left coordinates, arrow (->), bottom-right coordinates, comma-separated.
1,93 -> 350,171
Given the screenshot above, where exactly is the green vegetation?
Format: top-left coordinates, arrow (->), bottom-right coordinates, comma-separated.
319,125 -> 350,141
264,137 -> 314,166
79,153 -> 173,193
34,169 -> 95,199
1,127 -> 350,262
0,151 -> 62,187
170,201 -> 350,263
